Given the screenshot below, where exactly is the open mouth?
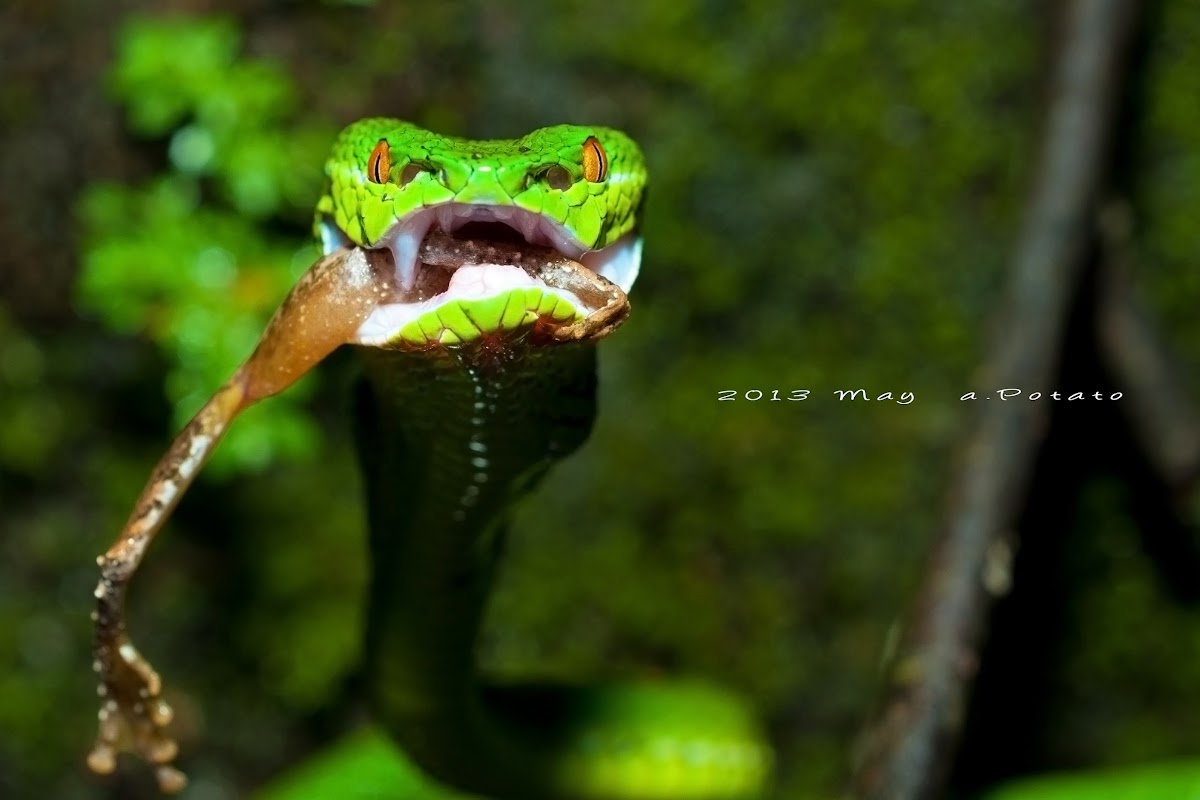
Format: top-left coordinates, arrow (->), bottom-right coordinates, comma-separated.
333,204 -> 640,347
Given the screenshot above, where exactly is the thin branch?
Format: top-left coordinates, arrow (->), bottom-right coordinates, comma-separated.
849,1 -> 1142,797
1097,209 -> 1200,497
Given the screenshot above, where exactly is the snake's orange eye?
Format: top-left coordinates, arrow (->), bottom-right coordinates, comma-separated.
582,136 -> 608,182
368,139 -> 391,184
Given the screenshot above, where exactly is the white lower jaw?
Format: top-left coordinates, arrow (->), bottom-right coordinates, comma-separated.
353,264 -> 588,346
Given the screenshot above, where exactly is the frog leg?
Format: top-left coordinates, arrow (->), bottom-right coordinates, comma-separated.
87,247 -> 391,793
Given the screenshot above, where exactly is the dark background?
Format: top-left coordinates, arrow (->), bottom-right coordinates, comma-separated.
1,1 -> 1198,798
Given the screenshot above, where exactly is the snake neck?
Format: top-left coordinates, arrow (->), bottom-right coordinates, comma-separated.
354,341 -> 598,793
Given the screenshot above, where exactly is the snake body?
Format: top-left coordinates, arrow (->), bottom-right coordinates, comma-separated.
322,119 -> 771,799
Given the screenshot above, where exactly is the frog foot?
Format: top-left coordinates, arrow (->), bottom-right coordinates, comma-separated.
87,634 -> 187,794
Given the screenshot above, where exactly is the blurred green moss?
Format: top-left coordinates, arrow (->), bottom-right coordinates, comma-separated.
1134,1 -> 1200,384
981,760 -> 1200,800
77,17 -> 337,473
0,310 -> 63,474
257,727 -> 476,800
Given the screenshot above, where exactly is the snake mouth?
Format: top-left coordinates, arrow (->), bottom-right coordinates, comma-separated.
344,203 -> 640,347
371,203 -> 641,294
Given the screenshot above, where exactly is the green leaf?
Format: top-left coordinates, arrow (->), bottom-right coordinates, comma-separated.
255,728 -> 480,800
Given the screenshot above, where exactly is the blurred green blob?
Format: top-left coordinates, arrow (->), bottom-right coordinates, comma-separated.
193,245 -> 238,289
0,310 -> 45,385
106,15 -> 331,219
77,176 -> 317,474
0,308 -> 63,475
169,124 -> 217,174
110,16 -> 242,135
1135,1 -> 1200,398
110,18 -> 297,137
256,727 -> 478,800
981,761 -> 1200,800
78,16 -> 338,473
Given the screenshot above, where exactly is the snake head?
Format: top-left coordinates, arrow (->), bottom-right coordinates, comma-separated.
315,119 -> 646,350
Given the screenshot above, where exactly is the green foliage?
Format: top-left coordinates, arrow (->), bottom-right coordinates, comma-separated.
77,16 -> 336,472
257,727 -> 477,800
981,760 -> 1200,800
108,17 -> 329,216
1134,1 -> 1200,386
1011,478 -> 1200,772
0,310 -> 63,475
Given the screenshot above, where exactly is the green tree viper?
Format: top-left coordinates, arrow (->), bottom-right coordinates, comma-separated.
87,119 -> 772,798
